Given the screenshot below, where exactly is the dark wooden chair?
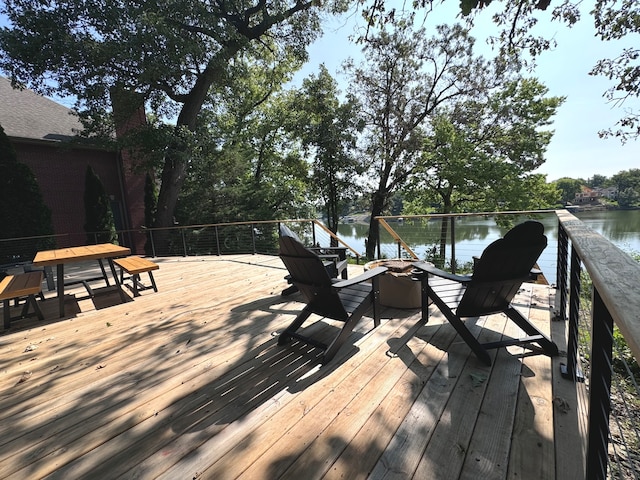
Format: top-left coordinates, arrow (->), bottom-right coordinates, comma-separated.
279,224 -> 348,296
412,221 -> 559,366
278,225 -> 387,363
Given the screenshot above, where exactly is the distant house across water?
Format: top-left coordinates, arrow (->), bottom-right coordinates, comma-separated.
0,76 -> 147,253
574,185 -> 618,204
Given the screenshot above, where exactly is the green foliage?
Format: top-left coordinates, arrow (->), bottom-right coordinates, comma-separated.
407,77 -> 563,215
358,1 -> 639,140
617,188 -> 640,208
553,177 -> 584,204
346,20 -> 501,258
83,165 -> 118,244
0,0 -> 328,234
0,124 -> 54,263
174,51 -> 313,225
611,169 -> 640,207
290,64 -> 365,235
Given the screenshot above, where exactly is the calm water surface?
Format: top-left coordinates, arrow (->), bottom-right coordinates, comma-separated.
337,210 -> 640,285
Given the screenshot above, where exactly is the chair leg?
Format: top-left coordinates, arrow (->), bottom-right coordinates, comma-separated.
371,276 -> 381,327
278,308 -> 313,345
323,299 -> 372,363
504,307 -> 559,357
425,282 -> 492,366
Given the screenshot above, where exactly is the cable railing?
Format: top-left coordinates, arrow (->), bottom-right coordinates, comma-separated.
555,209 -> 640,480
374,210 -> 558,281
0,219 -> 361,273
374,209 -> 640,479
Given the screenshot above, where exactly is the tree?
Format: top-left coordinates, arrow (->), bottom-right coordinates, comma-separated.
292,64 -> 365,238
346,20 -> 505,259
611,168 -> 640,192
587,174 -> 609,188
175,51 -> 313,226
0,0 -> 330,248
0,124 -> 54,263
553,177 -> 584,204
83,165 -> 118,245
611,169 -> 640,207
359,0 -> 640,141
617,188 -> 640,208
404,78 -> 563,262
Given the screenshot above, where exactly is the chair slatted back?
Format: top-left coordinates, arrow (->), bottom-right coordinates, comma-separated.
279,227 -> 349,321
457,221 -> 547,316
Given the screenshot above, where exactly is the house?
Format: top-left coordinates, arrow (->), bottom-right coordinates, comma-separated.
574,185 -> 618,204
0,76 -> 147,253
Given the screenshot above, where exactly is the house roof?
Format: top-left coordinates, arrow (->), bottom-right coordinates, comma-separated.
0,76 -> 83,142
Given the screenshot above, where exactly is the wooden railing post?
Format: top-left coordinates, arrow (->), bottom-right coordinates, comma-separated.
376,218 -> 381,259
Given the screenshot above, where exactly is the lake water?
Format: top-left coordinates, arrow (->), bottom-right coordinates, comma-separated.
337,210 -> 640,285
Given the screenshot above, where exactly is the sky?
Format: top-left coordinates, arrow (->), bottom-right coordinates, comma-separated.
292,3 -> 640,182
1,2 -> 638,182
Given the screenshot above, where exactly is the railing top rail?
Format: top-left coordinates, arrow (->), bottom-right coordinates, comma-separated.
138,219 -> 319,232
0,233 -> 70,243
311,220 -> 360,258
375,209 -> 557,221
557,209 -> 640,360
377,218 -> 418,259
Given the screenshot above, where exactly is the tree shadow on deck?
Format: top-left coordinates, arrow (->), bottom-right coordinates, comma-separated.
0,283 -> 375,479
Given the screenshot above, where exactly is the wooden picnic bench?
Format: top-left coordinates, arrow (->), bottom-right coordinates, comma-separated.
113,257 -> 159,297
0,271 -> 44,329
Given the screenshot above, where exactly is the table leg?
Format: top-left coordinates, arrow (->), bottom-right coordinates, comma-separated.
108,259 -> 127,302
56,263 -> 65,318
98,259 -> 110,287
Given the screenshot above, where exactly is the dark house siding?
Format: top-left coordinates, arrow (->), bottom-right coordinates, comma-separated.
15,140 -> 125,248
1,77 -> 147,254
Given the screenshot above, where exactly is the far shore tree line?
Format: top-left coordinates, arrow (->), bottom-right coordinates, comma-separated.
1,0 -> 639,258
553,170 -> 640,208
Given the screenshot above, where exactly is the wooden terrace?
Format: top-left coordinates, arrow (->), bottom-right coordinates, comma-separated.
0,254 -> 586,479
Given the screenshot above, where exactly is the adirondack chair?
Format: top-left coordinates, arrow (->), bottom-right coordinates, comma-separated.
412,221 -> 559,366
278,225 -> 388,363
279,225 -> 348,295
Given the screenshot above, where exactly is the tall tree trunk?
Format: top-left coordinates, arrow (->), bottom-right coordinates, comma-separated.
366,191 -> 387,259
151,59 -> 232,253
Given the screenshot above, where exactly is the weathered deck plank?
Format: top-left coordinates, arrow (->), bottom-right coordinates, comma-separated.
0,255 -> 585,479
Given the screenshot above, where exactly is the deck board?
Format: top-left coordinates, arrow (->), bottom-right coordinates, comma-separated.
0,255 -> 586,479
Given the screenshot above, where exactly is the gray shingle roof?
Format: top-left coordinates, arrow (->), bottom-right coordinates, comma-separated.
0,76 -> 83,142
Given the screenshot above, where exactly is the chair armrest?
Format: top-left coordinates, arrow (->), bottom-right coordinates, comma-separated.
309,247 -> 348,260
317,254 -> 340,261
412,262 -> 471,284
333,266 -> 387,288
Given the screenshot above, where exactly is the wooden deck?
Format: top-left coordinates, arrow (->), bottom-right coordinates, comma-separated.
0,255 -> 587,479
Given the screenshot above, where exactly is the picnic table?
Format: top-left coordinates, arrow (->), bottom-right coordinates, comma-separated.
33,243 -> 131,317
